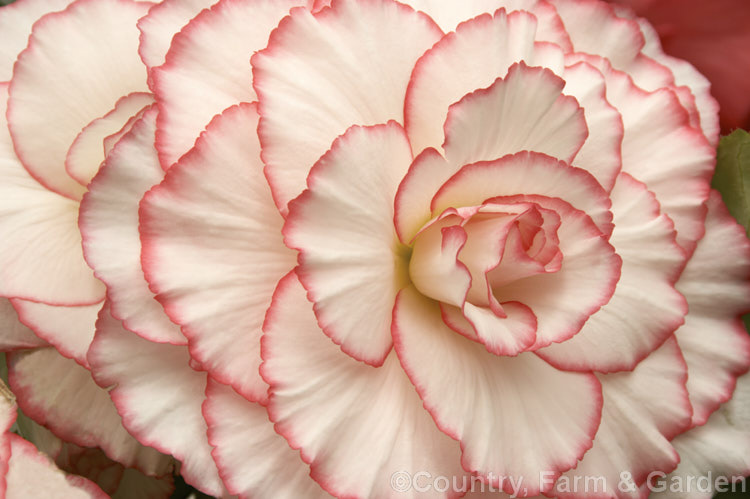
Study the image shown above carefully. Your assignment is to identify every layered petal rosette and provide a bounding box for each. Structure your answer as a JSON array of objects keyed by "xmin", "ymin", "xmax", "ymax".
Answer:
[{"xmin": 1, "ymin": 0, "xmax": 749, "ymax": 498}]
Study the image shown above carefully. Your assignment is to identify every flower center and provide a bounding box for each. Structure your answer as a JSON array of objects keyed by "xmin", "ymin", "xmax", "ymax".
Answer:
[{"xmin": 409, "ymin": 201, "xmax": 563, "ymax": 311}]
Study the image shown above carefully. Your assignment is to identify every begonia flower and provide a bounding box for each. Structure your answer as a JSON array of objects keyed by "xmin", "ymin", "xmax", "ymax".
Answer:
[{"xmin": 0, "ymin": 0, "xmax": 749, "ymax": 498}]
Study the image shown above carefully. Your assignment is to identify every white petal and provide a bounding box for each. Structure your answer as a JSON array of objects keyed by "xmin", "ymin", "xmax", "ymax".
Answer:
[
  {"xmin": 393, "ymin": 286, "xmax": 602, "ymax": 496},
  {"xmin": 10, "ymin": 299, "xmax": 101, "ymax": 368},
  {"xmin": 562, "ymin": 61, "xmax": 623, "ymax": 192},
  {"xmin": 0, "ymin": 0, "xmax": 74, "ymax": 81},
  {"xmin": 405, "ymin": 9, "xmax": 558, "ymax": 156},
  {"xmin": 432, "ymin": 151, "xmax": 613, "ymax": 239},
  {"xmin": 66, "ymin": 92, "xmax": 154, "ymax": 187},
  {"xmin": 442, "ymin": 63, "xmax": 588, "ymax": 169},
  {"xmin": 153, "ymin": 0, "xmax": 309, "ymax": 168},
  {"xmin": 552, "ymin": 338, "xmax": 692, "ymax": 499},
  {"xmin": 79, "ymin": 106, "xmax": 185, "ymax": 345},
  {"xmin": 0, "ymin": 298, "xmax": 47, "ymax": 351},
  {"xmin": 551, "ymin": 0, "xmax": 645, "ymax": 69},
  {"xmin": 538, "ymin": 173, "xmax": 688, "ymax": 372},
  {"xmin": 0, "ymin": 83, "xmax": 104, "ymax": 305},
  {"xmin": 649, "ymin": 372, "xmax": 750, "ymax": 499},
  {"xmin": 88, "ymin": 306, "xmax": 224, "ymax": 497},
  {"xmin": 140, "ymin": 103, "xmax": 293, "ymax": 404},
  {"xmin": 284, "ymin": 123, "xmax": 413, "ymax": 366},
  {"xmin": 675, "ymin": 192, "xmax": 750, "ymax": 425},
  {"xmin": 262, "ymin": 273, "xmax": 468, "ymax": 499},
  {"xmin": 591, "ymin": 56, "xmax": 715, "ymax": 254},
  {"xmin": 402, "ymin": 0, "xmax": 573, "ymax": 49},
  {"xmin": 7, "ymin": 434, "xmax": 107, "ymax": 499},
  {"xmin": 7, "ymin": 348, "xmax": 171, "ymax": 476},
  {"xmin": 205, "ymin": 379, "xmax": 333, "ymax": 499},
  {"xmin": 7, "ymin": 0, "xmax": 150, "ymax": 199},
  {"xmin": 136, "ymin": 0, "xmax": 218, "ymax": 72},
  {"xmin": 254, "ymin": 0, "xmax": 442, "ymax": 212}
]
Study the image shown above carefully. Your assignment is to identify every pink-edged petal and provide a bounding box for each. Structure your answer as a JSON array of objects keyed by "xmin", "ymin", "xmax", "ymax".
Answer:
[
  {"xmin": 583, "ymin": 55, "xmax": 715, "ymax": 255},
  {"xmin": 649, "ymin": 372, "xmax": 750, "ymax": 499},
  {"xmin": 537, "ymin": 173, "xmax": 687, "ymax": 372},
  {"xmin": 400, "ymin": 0, "xmax": 572, "ymax": 46},
  {"xmin": 409, "ymin": 219, "xmax": 472, "ymax": 307},
  {"xmin": 6, "ymin": 347, "xmax": 172, "ymax": 476},
  {"xmin": 7, "ymin": 0, "xmax": 150, "ymax": 200},
  {"xmin": 0, "ymin": 0, "xmax": 74, "ymax": 81},
  {"xmin": 140, "ymin": 103, "xmax": 293, "ymax": 404},
  {"xmin": 284, "ymin": 123, "xmax": 413, "ymax": 366},
  {"xmin": 442, "ymin": 62, "xmax": 588, "ymax": 169},
  {"xmin": 0, "ymin": 298, "xmax": 47, "ymax": 351},
  {"xmin": 397, "ymin": 60, "xmax": 620, "ymax": 242},
  {"xmin": 253, "ymin": 0, "xmax": 442, "ymax": 212},
  {"xmin": 490, "ymin": 196, "xmax": 620, "ymax": 349},
  {"xmin": 674, "ymin": 192, "xmax": 750, "ymax": 426},
  {"xmin": 624, "ymin": 12, "xmax": 720, "ymax": 147},
  {"xmin": 80, "ymin": 106, "xmax": 185, "ymax": 345},
  {"xmin": 204, "ymin": 379, "xmax": 333, "ymax": 499},
  {"xmin": 395, "ymin": 148, "xmax": 458, "ymax": 244},
  {"xmin": 425, "ymin": 156, "xmax": 622, "ymax": 349},
  {"xmin": 0, "ymin": 381, "xmax": 15, "ymax": 498},
  {"xmin": 262, "ymin": 273, "xmax": 469, "ymax": 499},
  {"xmin": 552, "ymin": 338, "xmax": 692, "ymax": 499},
  {"xmin": 393, "ymin": 286, "xmax": 602, "ymax": 496},
  {"xmin": 562, "ymin": 62, "xmax": 623, "ymax": 192},
  {"xmin": 137, "ymin": 0, "xmax": 218, "ymax": 72},
  {"xmin": 409, "ymin": 206, "xmax": 541, "ymax": 356},
  {"xmin": 0, "ymin": 187, "xmax": 102, "ymax": 305},
  {"xmin": 0, "ymin": 83, "xmax": 104, "ymax": 306},
  {"xmin": 154, "ymin": 0, "xmax": 310, "ymax": 169},
  {"xmin": 66, "ymin": 92, "xmax": 155, "ymax": 187},
  {"xmin": 461, "ymin": 301, "xmax": 537, "ymax": 356},
  {"xmin": 432, "ymin": 151, "xmax": 613, "ymax": 239},
  {"xmin": 551, "ymin": 0, "xmax": 645, "ymax": 68},
  {"xmin": 10, "ymin": 299, "xmax": 101, "ymax": 369},
  {"xmin": 7, "ymin": 434, "xmax": 108, "ymax": 499},
  {"xmin": 103, "ymin": 110, "xmax": 143, "ymax": 158},
  {"xmin": 615, "ymin": 52, "xmax": 676, "ymax": 95},
  {"xmin": 405, "ymin": 8, "xmax": 562, "ymax": 156},
  {"xmin": 88, "ymin": 305, "xmax": 224, "ymax": 497}
]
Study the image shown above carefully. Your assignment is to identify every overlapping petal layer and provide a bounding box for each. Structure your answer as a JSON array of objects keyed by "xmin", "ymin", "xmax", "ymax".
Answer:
[
  {"xmin": 7, "ymin": 348, "xmax": 171, "ymax": 476},
  {"xmin": 0, "ymin": 83, "xmax": 104, "ymax": 305},
  {"xmin": 262, "ymin": 273, "xmax": 468, "ymax": 499},
  {"xmin": 254, "ymin": 0, "xmax": 442, "ymax": 211},
  {"xmin": 80, "ymin": 106, "xmax": 185, "ymax": 345},
  {"xmin": 137, "ymin": 0, "xmax": 218, "ymax": 72},
  {"xmin": 0, "ymin": 0, "xmax": 73, "ymax": 80},
  {"xmin": 10, "ymin": 300, "xmax": 101, "ymax": 368},
  {"xmin": 88, "ymin": 305, "xmax": 224, "ymax": 496},
  {"xmin": 551, "ymin": 338, "xmax": 692, "ymax": 499},
  {"xmin": 674, "ymin": 193, "xmax": 750, "ymax": 425},
  {"xmin": 0, "ymin": 0, "xmax": 747, "ymax": 497},
  {"xmin": 285, "ymin": 123, "xmax": 413, "ymax": 365},
  {"xmin": 204, "ymin": 379, "xmax": 333, "ymax": 499},
  {"xmin": 153, "ymin": 0, "xmax": 310, "ymax": 168},
  {"xmin": 393, "ymin": 286, "xmax": 603, "ymax": 496},
  {"xmin": 537, "ymin": 173, "xmax": 687, "ymax": 372},
  {"xmin": 141, "ymin": 103, "xmax": 294, "ymax": 403},
  {"xmin": 7, "ymin": 0, "xmax": 150, "ymax": 200}
]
